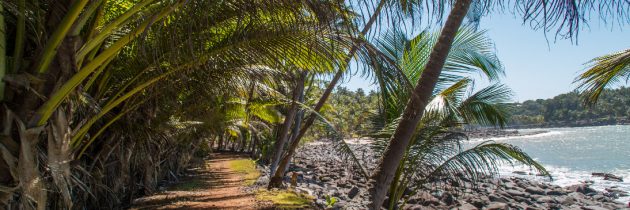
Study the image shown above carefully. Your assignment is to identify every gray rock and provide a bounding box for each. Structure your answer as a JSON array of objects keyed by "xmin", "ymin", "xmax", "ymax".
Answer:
[
  {"xmin": 535, "ymin": 196, "xmax": 554, "ymax": 203},
  {"xmin": 485, "ymin": 202, "xmax": 508, "ymax": 210},
  {"xmin": 560, "ymin": 196, "xmax": 576, "ymax": 206},
  {"xmin": 526, "ymin": 186, "xmax": 546, "ymax": 195},
  {"xmin": 347, "ymin": 186, "xmax": 360, "ymax": 199},
  {"xmin": 546, "ymin": 189, "xmax": 566, "ymax": 196},
  {"xmin": 452, "ymin": 203, "xmax": 478, "ymax": 210},
  {"xmin": 441, "ymin": 192, "xmax": 456, "ymax": 206},
  {"xmin": 489, "ymin": 195, "xmax": 509, "ymax": 203},
  {"xmin": 581, "ymin": 206, "xmax": 609, "ymax": 210},
  {"xmin": 506, "ymin": 189, "xmax": 526, "ymax": 197}
]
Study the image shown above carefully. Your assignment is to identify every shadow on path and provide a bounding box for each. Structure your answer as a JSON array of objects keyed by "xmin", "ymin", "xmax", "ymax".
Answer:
[{"xmin": 129, "ymin": 153, "xmax": 272, "ymax": 210}]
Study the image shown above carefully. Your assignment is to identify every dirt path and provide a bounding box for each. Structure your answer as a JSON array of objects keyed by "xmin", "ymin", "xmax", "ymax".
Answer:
[{"xmin": 130, "ymin": 153, "xmax": 270, "ymax": 210}]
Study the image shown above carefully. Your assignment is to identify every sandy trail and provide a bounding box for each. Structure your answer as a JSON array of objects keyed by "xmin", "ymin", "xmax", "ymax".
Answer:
[{"xmin": 130, "ymin": 153, "xmax": 270, "ymax": 210}]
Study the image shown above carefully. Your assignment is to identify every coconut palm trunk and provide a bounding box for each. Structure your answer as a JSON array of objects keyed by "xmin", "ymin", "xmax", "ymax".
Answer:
[
  {"xmin": 270, "ymin": 71, "xmax": 306, "ymax": 175},
  {"xmin": 0, "ymin": 3, "xmax": 5, "ymax": 101},
  {"xmin": 368, "ymin": 0, "xmax": 472, "ymax": 208},
  {"xmin": 267, "ymin": 0, "xmax": 387, "ymax": 188}
]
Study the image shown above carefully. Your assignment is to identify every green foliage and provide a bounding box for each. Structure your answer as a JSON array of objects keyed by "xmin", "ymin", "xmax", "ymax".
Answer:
[
  {"xmin": 228, "ymin": 159, "xmax": 261, "ymax": 185},
  {"xmin": 325, "ymin": 194, "xmax": 338, "ymax": 207},
  {"xmin": 509, "ymin": 87, "xmax": 630, "ymax": 127},
  {"xmin": 308, "ymin": 87, "xmax": 380, "ymax": 140},
  {"xmin": 575, "ymin": 48, "xmax": 630, "ymax": 104},
  {"xmin": 256, "ymin": 190, "xmax": 314, "ymax": 209},
  {"xmin": 363, "ymin": 28, "xmax": 546, "ymax": 210}
]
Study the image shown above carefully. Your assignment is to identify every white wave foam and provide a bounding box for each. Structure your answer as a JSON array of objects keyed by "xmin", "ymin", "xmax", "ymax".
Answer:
[
  {"xmin": 497, "ymin": 164, "xmax": 630, "ymax": 203},
  {"xmin": 467, "ymin": 131, "xmax": 563, "ymax": 143}
]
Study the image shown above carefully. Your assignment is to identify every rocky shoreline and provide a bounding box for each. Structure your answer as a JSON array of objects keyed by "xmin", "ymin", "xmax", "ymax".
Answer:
[
  {"xmin": 464, "ymin": 129, "xmax": 549, "ymax": 140},
  {"xmin": 256, "ymin": 141, "xmax": 630, "ymax": 209}
]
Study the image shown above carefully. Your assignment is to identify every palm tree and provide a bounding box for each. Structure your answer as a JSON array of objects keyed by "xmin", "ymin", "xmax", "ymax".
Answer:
[
  {"xmin": 367, "ymin": 1, "xmax": 629, "ymax": 208},
  {"xmin": 0, "ymin": 0, "xmax": 354, "ymax": 208},
  {"xmin": 365, "ymin": 28, "xmax": 549, "ymax": 209},
  {"xmin": 575, "ymin": 48, "xmax": 630, "ymax": 104},
  {"xmin": 369, "ymin": 1, "xmax": 474, "ymax": 207},
  {"xmin": 371, "ymin": 81, "xmax": 550, "ymax": 209}
]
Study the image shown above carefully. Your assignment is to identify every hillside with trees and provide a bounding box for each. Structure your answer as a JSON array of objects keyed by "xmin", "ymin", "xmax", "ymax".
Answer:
[{"xmin": 509, "ymin": 87, "xmax": 630, "ymax": 127}]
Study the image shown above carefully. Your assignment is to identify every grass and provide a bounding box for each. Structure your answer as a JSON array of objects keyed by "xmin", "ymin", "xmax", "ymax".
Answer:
[
  {"xmin": 256, "ymin": 189, "xmax": 314, "ymax": 209},
  {"xmin": 227, "ymin": 159, "xmax": 260, "ymax": 185}
]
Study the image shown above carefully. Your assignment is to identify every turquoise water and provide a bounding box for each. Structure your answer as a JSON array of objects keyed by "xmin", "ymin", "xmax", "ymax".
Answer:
[{"xmin": 470, "ymin": 125, "xmax": 630, "ymax": 202}]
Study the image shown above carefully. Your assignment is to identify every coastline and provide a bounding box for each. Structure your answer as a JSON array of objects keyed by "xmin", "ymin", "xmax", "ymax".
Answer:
[
  {"xmin": 464, "ymin": 129, "xmax": 550, "ymax": 140},
  {"xmin": 256, "ymin": 140, "xmax": 630, "ymax": 209}
]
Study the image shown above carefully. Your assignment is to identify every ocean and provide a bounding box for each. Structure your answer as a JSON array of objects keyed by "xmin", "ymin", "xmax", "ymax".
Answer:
[{"xmin": 469, "ymin": 125, "xmax": 630, "ymax": 203}]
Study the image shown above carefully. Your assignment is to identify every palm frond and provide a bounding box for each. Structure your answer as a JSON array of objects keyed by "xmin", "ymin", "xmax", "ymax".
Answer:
[
  {"xmin": 575, "ymin": 48, "xmax": 630, "ymax": 105},
  {"xmin": 418, "ymin": 141, "xmax": 550, "ymax": 188}
]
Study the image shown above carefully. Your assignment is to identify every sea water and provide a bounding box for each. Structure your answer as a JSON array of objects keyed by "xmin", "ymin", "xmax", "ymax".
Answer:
[{"xmin": 468, "ymin": 125, "xmax": 630, "ymax": 203}]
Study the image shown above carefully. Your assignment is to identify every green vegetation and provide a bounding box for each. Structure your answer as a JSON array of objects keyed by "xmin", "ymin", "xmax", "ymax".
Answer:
[
  {"xmin": 575, "ymin": 48, "xmax": 630, "ymax": 104},
  {"xmin": 256, "ymin": 190, "xmax": 314, "ymax": 209},
  {"xmin": 0, "ymin": 0, "xmax": 625, "ymax": 209},
  {"xmin": 509, "ymin": 87, "xmax": 630, "ymax": 127},
  {"xmin": 227, "ymin": 159, "xmax": 261, "ymax": 186},
  {"xmin": 325, "ymin": 195, "xmax": 338, "ymax": 207},
  {"xmin": 305, "ymin": 87, "xmax": 379, "ymax": 140},
  {"xmin": 364, "ymin": 29, "xmax": 549, "ymax": 210}
]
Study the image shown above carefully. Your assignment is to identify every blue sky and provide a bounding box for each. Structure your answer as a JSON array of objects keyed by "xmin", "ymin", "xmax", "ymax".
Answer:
[{"xmin": 341, "ymin": 13, "xmax": 629, "ymax": 102}]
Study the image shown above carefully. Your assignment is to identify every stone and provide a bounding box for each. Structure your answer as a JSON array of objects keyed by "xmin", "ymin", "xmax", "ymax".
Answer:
[
  {"xmin": 546, "ymin": 189, "xmax": 567, "ymax": 196},
  {"xmin": 535, "ymin": 196, "xmax": 554, "ymax": 203},
  {"xmin": 331, "ymin": 200, "xmax": 345, "ymax": 210},
  {"xmin": 441, "ymin": 192, "xmax": 456, "ymax": 206},
  {"xmin": 569, "ymin": 184, "xmax": 598, "ymax": 195},
  {"xmin": 560, "ymin": 196, "xmax": 576, "ymax": 206},
  {"xmin": 506, "ymin": 189, "xmax": 526, "ymax": 197},
  {"xmin": 502, "ymin": 181, "xmax": 518, "ymax": 189},
  {"xmin": 489, "ymin": 195, "xmax": 509, "ymax": 203},
  {"xmin": 469, "ymin": 198, "xmax": 486, "ymax": 209},
  {"xmin": 526, "ymin": 186, "xmax": 546, "ymax": 195},
  {"xmin": 592, "ymin": 172, "xmax": 624, "ymax": 182},
  {"xmin": 453, "ymin": 203, "xmax": 478, "ymax": 210},
  {"xmin": 581, "ymin": 206, "xmax": 609, "ymax": 210},
  {"xmin": 485, "ymin": 202, "xmax": 508, "ymax": 210},
  {"xmin": 347, "ymin": 187, "xmax": 360, "ymax": 199},
  {"xmin": 320, "ymin": 176, "xmax": 332, "ymax": 182}
]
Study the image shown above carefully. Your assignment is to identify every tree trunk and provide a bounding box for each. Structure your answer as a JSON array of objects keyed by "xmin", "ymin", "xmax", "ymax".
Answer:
[
  {"xmin": 269, "ymin": 71, "xmax": 306, "ymax": 175},
  {"xmin": 47, "ymin": 110, "xmax": 73, "ymax": 209},
  {"xmin": 0, "ymin": 3, "xmax": 6, "ymax": 101},
  {"xmin": 283, "ymin": 72, "xmax": 307, "ymax": 173},
  {"xmin": 267, "ymin": 0, "xmax": 387, "ymax": 189},
  {"xmin": 217, "ymin": 134, "xmax": 224, "ymax": 151},
  {"xmin": 367, "ymin": 0, "xmax": 472, "ymax": 209}
]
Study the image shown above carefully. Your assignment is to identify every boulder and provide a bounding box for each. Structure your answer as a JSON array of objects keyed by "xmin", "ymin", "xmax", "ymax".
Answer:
[
  {"xmin": 592, "ymin": 172, "xmax": 624, "ymax": 182},
  {"xmin": 581, "ymin": 205, "xmax": 609, "ymax": 210},
  {"xmin": 535, "ymin": 196, "xmax": 555, "ymax": 203},
  {"xmin": 525, "ymin": 186, "xmax": 546, "ymax": 195},
  {"xmin": 505, "ymin": 189, "xmax": 526, "ymax": 197},
  {"xmin": 347, "ymin": 187, "xmax": 360, "ymax": 199},
  {"xmin": 546, "ymin": 189, "xmax": 567, "ymax": 196},
  {"xmin": 560, "ymin": 196, "xmax": 576, "ymax": 206},
  {"xmin": 452, "ymin": 202, "xmax": 478, "ymax": 210},
  {"xmin": 488, "ymin": 195, "xmax": 509, "ymax": 203},
  {"xmin": 441, "ymin": 192, "xmax": 456, "ymax": 206},
  {"xmin": 485, "ymin": 202, "xmax": 508, "ymax": 210},
  {"xmin": 567, "ymin": 184, "xmax": 597, "ymax": 195}
]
